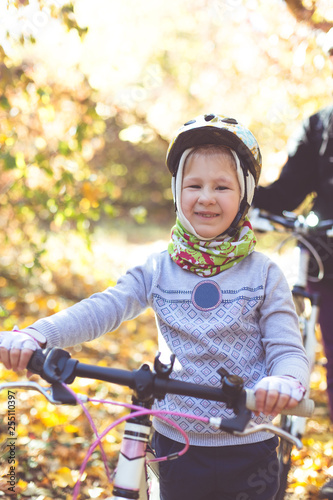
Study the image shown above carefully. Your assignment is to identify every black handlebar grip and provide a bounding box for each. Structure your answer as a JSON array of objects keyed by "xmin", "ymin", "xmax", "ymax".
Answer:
[{"xmin": 27, "ymin": 349, "xmax": 48, "ymax": 374}]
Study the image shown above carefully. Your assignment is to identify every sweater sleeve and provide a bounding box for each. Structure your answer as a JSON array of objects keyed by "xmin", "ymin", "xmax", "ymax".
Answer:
[
  {"xmin": 258, "ymin": 260, "xmax": 309, "ymax": 389},
  {"xmin": 25, "ymin": 255, "xmax": 156, "ymax": 348},
  {"xmin": 254, "ymin": 116, "xmax": 318, "ymax": 214}
]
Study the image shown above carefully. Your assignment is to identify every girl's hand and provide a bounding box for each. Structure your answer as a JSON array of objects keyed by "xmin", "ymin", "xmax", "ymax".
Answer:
[
  {"xmin": 254, "ymin": 376, "xmax": 306, "ymax": 417},
  {"xmin": 0, "ymin": 329, "xmax": 44, "ymax": 372}
]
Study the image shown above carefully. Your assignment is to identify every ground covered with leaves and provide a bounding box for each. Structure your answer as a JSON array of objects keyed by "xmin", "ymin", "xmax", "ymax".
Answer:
[
  {"xmin": 0, "ymin": 318, "xmax": 332, "ymax": 500},
  {"xmin": 0, "ymin": 310, "xmax": 159, "ymax": 499}
]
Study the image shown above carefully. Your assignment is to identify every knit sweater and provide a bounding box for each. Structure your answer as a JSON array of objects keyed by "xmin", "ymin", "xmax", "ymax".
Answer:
[{"xmin": 27, "ymin": 250, "xmax": 309, "ymax": 446}]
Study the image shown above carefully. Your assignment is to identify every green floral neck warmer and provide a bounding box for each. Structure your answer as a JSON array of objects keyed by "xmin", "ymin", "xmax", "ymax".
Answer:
[{"xmin": 168, "ymin": 218, "xmax": 256, "ymax": 277}]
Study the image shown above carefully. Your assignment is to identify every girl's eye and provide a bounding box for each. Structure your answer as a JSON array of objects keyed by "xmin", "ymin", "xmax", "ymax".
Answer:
[{"xmin": 216, "ymin": 186, "xmax": 227, "ymax": 191}]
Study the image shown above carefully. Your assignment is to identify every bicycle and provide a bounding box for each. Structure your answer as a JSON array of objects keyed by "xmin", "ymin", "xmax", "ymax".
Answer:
[
  {"xmin": 250, "ymin": 208, "xmax": 333, "ymax": 500},
  {"xmin": 0, "ymin": 347, "xmax": 314, "ymax": 500}
]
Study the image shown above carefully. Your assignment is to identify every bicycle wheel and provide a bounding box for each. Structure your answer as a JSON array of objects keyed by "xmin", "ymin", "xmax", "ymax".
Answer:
[
  {"xmin": 274, "ymin": 416, "xmax": 293, "ymax": 500},
  {"xmin": 292, "ymin": 287, "xmax": 319, "ymax": 373}
]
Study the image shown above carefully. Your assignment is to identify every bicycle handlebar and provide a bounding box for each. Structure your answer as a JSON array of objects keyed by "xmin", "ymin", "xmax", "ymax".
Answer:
[
  {"xmin": 75, "ymin": 361, "xmax": 314, "ymax": 417},
  {"xmin": 24, "ymin": 348, "xmax": 314, "ymax": 418},
  {"xmin": 252, "ymin": 209, "xmax": 333, "ymax": 235},
  {"xmin": 245, "ymin": 390, "xmax": 313, "ymax": 417},
  {"xmin": 251, "ymin": 209, "xmax": 333, "ymax": 282}
]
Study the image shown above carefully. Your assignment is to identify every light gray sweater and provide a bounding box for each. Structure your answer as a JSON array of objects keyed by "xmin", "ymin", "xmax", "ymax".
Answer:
[{"xmin": 27, "ymin": 250, "xmax": 309, "ymax": 446}]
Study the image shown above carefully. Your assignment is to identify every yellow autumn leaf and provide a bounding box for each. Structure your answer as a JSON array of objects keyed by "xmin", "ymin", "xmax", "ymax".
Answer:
[
  {"xmin": 64, "ymin": 424, "xmax": 80, "ymax": 434},
  {"xmin": 17, "ymin": 479, "xmax": 28, "ymax": 489},
  {"xmin": 49, "ymin": 467, "xmax": 84, "ymax": 488},
  {"xmin": 4, "ymin": 299, "xmax": 16, "ymax": 311},
  {"xmin": 39, "ymin": 411, "xmax": 69, "ymax": 427}
]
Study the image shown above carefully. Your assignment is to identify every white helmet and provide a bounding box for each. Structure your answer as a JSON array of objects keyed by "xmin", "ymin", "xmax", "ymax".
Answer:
[{"xmin": 166, "ymin": 113, "xmax": 262, "ymax": 237}]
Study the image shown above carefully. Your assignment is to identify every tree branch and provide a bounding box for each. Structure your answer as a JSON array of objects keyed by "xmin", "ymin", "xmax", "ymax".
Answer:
[{"xmin": 284, "ymin": 0, "xmax": 333, "ymax": 31}]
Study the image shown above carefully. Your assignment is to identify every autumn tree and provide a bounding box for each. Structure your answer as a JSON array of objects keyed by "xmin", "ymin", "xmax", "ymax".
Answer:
[{"xmin": 1, "ymin": 0, "xmax": 333, "ymax": 324}]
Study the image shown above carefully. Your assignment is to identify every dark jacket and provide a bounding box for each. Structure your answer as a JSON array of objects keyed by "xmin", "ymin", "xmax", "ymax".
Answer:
[{"xmin": 254, "ymin": 105, "xmax": 333, "ymax": 279}]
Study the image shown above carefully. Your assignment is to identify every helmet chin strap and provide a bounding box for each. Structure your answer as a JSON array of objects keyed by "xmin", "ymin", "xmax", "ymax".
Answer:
[
  {"xmin": 225, "ymin": 199, "xmax": 250, "ymax": 237},
  {"xmin": 172, "ymin": 148, "xmax": 255, "ymax": 241},
  {"xmin": 171, "ymin": 148, "xmax": 200, "ymax": 237}
]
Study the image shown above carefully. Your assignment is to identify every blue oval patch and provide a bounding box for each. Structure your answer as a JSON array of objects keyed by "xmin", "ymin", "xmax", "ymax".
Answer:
[{"xmin": 192, "ymin": 281, "xmax": 222, "ymax": 311}]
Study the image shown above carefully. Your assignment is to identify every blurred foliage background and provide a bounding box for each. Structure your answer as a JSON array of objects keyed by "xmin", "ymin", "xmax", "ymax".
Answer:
[
  {"xmin": 1, "ymin": 0, "xmax": 333, "ymax": 323},
  {"xmin": 1, "ymin": 1, "xmax": 333, "ymax": 498}
]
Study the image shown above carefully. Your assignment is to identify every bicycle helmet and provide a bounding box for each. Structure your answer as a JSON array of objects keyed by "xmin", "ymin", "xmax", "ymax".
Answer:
[{"xmin": 166, "ymin": 113, "xmax": 262, "ymax": 237}]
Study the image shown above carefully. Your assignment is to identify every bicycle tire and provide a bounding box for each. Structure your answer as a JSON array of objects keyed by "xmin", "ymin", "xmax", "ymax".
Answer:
[
  {"xmin": 274, "ymin": 416, "xmax": 294, "ymax": 500},
  {"xmin": 274, "ymin": 294, "xmax": 314, "ymax": 500}
]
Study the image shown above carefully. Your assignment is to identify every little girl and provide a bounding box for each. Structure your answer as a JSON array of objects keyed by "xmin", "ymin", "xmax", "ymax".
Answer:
[{"xmin": 0, "ymin": 113, "xmax": 309, "ymax": 499}]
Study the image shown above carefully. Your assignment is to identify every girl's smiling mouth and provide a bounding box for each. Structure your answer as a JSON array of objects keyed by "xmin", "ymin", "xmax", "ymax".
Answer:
[{"xmin": 195, "ymin": 212, "xmax": 220, "ymax": 218}]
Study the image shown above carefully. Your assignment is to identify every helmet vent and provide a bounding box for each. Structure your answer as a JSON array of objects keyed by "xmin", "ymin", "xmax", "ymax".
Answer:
[
  {"xmin": 221, "ymin": 117, "xmax": 238, "ymax": 124},
  {"xmin": 183, "ymin": 119, "xmax": 196, "ymax": 126},
  {"xmin": 204, "ymin": 114, "xmax": 215, "ymax": 121}
]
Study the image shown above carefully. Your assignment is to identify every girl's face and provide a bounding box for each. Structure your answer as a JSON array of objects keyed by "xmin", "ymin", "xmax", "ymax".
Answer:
[{"xmin": 181, "ymin": 152, "xmax": 241, "ymax": 239}]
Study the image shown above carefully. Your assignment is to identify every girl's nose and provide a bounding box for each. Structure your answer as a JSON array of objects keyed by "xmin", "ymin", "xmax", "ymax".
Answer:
[{"xmin": 199, "ymin": 188, "xmax": 216, "ymax": 205}]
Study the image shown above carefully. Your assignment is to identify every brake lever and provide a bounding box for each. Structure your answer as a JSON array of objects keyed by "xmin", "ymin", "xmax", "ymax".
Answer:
[
  {"xmin": 232, "ymin": 421, "xmax": 303, "ymax": 450},
  {"xmin": 0, "ymin": 381, "xmax": 88, "ymax": 405},
  {"xmin": 0, "ymin": 381, "xmax": 62, "ymax": 404}
]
